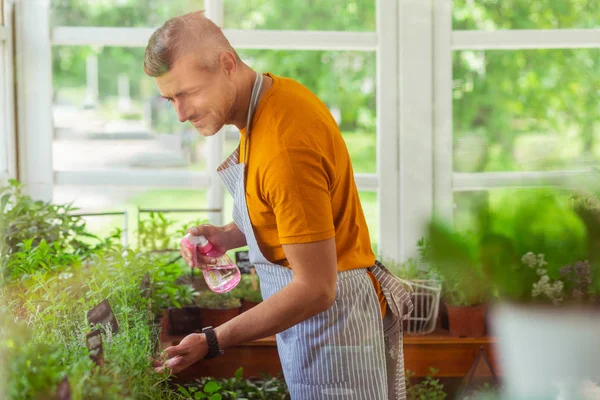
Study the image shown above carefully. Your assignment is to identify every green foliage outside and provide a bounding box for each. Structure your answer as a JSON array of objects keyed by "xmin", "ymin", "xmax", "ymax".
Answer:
[
  {"xmin": 50, "ymin": 0, "xmax": 600, "ymax": 173},
  {"xmin": 453, "ymin": 0, "xmax": 600, "ymax": 172}
]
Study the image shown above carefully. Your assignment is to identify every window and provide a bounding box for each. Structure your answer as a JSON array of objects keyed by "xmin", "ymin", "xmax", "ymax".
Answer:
[
  {"xmin": 453, "ymin": 0, "xmax": 600, "ymax": 30},
  {"xmin": 0, "ymin": 0, "xmax": 15, "ymax": 183},
  {"xmin": 50, "ymin": 0, "xmax": 206, "ymax": 28},
  {"xmin": 46, "ymin": 0, "xmax": 395, "ymax": 257},
  {"xmin": 52, "ymin": 45, "xmax": 208, "ymax": 172},
  {"xmin": 443, "ymin": 0, "xmax": 600, "ymax": 231},
  {"xmin": 222, "ymin": 0, "xmax": 375, "ymax": 31}
]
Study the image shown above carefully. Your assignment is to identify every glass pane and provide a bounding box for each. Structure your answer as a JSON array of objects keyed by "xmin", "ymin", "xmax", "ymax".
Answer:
[
  {"xmin": 453, "ymin": 49, "xmax": 600, "ymax": 172},
  {"xmin": 231, "ymin": 50, "xmax": 376, "ymax": 174},
  {"xmin": 54, "ymin": 186, "xmax": 211, "ymax": 247},
  {"xmin": 453, "ymin": 188, "xmax": 587, "ymax": 270},
  {"xmin": 50, "ymin": 0, "xmax": 204, "ymax": 27},
  {"xmin": 453, "ymin": 0, "xmax": 600, "ymax": 30},
  {"xmin": 52, "ymin": 46, "xmax": 207, "ymax": 171},
  {"xmin": 223, "ymin": 0, "xmax": 375, "ymax": 31},
  {"xmin": 359, "ymin": 191, "xmax": 378, "ymax": 255}
]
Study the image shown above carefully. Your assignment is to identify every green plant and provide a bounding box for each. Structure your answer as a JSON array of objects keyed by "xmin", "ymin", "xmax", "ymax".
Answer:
[
  {"xmin": 196, "ymin": 291, "xmax": 241, "ymax": 310},
  {"xmin": 405, "ymin": 368, "xmax": 447, "ymax": 400},
  {"xmin": 426, "ymin": 222, "xmax": 489, "ymax": 306},
  {"xmin": 175, "ymin": 218, "xmax": 210, "ymax": 238},
  {"xmin": 231, "ymin": 274, "xmax": 263, "ymax": 304},
  {"xmin": 138, "ymin": 211, "xmax": 177, "ymax": 251},
  {"xmin": 427, "ymin": 189, "xmax": 600, "ymax": 306},
  {"xmin": 176, "ymin": 367, "xmax": 290, "ymax": 400},
  {"xmin": 176, "ymin": 380, "xmax": 231, "ymax": 400},
  {"xmin": 0, "ymin": 245, "xmax": 182, "ymax": 399},
  {"xmin": 151, "ymin": 258, "xmax": 200, "ymax": 314},
  {"xmin": 0, "ymin": 180, "xmax": 107, "ymax": 273}
]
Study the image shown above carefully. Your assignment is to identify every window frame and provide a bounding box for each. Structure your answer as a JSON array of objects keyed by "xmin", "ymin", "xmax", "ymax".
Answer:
[
  {"xmin": 15, "ymin": 0, "xmax": 413, "ymax": 261},
  {"xmin": 0, "ymin": 0, "xmax": 16, "ymax": 184},
  {"xmin": 433, "ymin": 1, "xmax": 600, "ymax": 230}
]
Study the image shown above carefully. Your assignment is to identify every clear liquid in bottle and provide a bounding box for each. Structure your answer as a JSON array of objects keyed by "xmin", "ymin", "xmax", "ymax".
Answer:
[{"xmin": 180, "ymin": 233, "xmax": 241, "ymax": 293}]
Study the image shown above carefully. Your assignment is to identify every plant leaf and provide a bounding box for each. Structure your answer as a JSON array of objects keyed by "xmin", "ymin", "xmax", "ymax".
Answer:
[
  {"xmin": 235, "ymin": 367, "xmax": 244, "ymax": 380},
  {"xmin": 204, "ymin": 381, "xmax": 221, "ymax": 394}
]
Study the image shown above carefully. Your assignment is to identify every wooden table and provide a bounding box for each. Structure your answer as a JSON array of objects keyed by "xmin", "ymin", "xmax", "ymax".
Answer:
[{"xmin": 160, "ymin": 327, "xmax": 499, "ymax": 381}]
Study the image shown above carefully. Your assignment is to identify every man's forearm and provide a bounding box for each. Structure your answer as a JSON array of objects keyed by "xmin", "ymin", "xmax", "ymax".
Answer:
[
  {"xmin": 214, "ymin": 279, "xmax": 333, "ymax": 349},
  {"xmin": 222, "ymin": 222, "xmax": 247, "ymax": 249}
]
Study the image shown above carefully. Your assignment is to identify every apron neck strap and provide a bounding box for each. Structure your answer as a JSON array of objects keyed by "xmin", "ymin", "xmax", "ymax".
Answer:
[{"xmin": 243, "ymin": 72, "xmax": 264, "ymax": 161}]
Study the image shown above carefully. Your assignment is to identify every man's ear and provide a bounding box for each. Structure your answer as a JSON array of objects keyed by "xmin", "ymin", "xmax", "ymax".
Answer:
[{"xmin": 220, "ymin": 52, "xmax": 237, "ymax": 78}]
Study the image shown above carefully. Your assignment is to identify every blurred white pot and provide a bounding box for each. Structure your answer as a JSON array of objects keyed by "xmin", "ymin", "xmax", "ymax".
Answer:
[{"xmin": 490, "ymin": 303, "xmax": 600, "ymax": 399}]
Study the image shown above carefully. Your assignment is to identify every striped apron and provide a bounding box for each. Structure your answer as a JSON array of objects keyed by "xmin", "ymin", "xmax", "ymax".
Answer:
[{"xmin": 217, "ymin": 72, "xmax": 413, "ymax": 399}]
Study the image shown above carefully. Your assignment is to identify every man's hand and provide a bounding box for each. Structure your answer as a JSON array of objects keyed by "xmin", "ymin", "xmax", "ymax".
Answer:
[
  {"xmin": 181, "ymin": 222, "xmax": 246, "ymax": 268},
  {"xmin": 154, "ymin": 333, "xmax": 207, "ymax": 374}
]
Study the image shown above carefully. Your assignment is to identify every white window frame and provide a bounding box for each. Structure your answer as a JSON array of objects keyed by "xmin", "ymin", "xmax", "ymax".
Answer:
[
  {"xmin": 14, "ymin": 0, "xmax": 53, "ymax": 199},
  {"xmin": 0, "ymin": 0, "xmax": 16, "ymax": 184},
  {"xmin": 17, "ymin": 0, "xmax": 445, "ymax": 263},
  {"xmin": 432, "ymin": 1, "xmax": 600, "ymax": 228}
]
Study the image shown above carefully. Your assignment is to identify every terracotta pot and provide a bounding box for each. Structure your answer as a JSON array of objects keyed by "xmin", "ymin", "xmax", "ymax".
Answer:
[
  {"xmin": 240, "ymin": 300, "xmax": 260, "ymax": 314},
  {"xmin": 200, "ymin": 307, "xmax": 241, "ymax": 328},
  {"xmin": 447, "ymin": 304, "xmax": 487, "ymax": 337}
]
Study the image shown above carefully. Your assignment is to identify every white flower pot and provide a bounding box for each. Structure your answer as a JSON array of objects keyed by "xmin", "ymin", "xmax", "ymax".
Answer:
[{"xmin": 490, "ymin": 303, "xmax": 600, "ymax": 399}]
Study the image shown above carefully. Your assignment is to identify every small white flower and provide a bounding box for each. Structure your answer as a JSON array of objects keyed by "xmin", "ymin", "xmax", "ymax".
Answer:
[
  {"xmin": 522, "ymin": 252, "xmax": 538, "ymax": 268},
  {"xmin": 537, "ymin": 268, "xmax": 546, "ymax": 276},
  {"xmin": 537, "ymin": 254, "xmax": 548, "ymax": 268}
]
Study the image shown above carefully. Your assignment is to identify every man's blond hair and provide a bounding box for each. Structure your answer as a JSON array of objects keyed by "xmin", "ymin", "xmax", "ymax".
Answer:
[{"xmin": 144, "ymin": 11, "xmax": 239, "ymax": 77}]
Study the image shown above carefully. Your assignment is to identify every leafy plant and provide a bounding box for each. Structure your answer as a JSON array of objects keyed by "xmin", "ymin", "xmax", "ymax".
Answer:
[
  {"xmin": 426, "ymin": 222, "xmax": 489, "ymax": 306},
  {"xmin": 231, "ymin": 274, "xmax": 263, "ymax": 304},
  {"xmin": 138, "ymin": 211, "xmax": 177, "ymax": 251},
  {"xmin": 426, "ymin": 189, "xmax": 600, "ymax": 306},
  {"xmin": 196, "ymin": 290, "xmax": 241, "ymax": 310},
  {"xmin": 0, "ymin": 180, "xmax": 106, "ymax": 276},
  {"xmin": 406, "ymin": 368, "xmax": 447, "ymax": 400},
  {"xmin": 176, "ymin": 380, "xmax": 231, "ymax": 400},
  {"xmin": 0, "ymin": 245, "xmax": 181, "ymax": 399},
  {"xmin": 151, "ymin": 258, "xmax": 199, "ymax": 314},
  {"xmin": 176, "ymin": 367, "xmax": 290, "ymax": 400}
]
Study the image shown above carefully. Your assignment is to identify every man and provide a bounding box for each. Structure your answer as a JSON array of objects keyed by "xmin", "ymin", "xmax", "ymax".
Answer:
[{"xmin": 147, "ymin": 11, "xmax": 412, "ymax": 399}]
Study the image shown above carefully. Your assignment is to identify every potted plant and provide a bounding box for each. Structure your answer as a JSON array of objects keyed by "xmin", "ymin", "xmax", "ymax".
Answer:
[
  {"xmin": 231, "ymin": 274, "xmax": 263, "ymax": 313},
  {"xmin": 426, "ymin": 225, "xmax": 489, "ymax": 337},
  {"xmin": 426, "ymin": 188, "xmax": 600, "ymax": 399},
  {"xmin": 195, "ymin": 290, "xmax": 241, "ymax": 328}
]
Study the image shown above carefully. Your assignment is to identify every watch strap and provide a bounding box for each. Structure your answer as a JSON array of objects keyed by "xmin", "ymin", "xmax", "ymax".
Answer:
[{"xmin": 202, "ymin": 326, "xmax": 223, "ymax": 359}]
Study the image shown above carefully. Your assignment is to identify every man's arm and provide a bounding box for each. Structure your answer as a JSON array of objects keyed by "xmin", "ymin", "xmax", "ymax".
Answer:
[
  {"xmin": 156, "ymin": 237, "xmax": 337, "ymax": 373},
  {"xmin": 216, "ymin": 237, "xmax": 338, "ymax": 347}
]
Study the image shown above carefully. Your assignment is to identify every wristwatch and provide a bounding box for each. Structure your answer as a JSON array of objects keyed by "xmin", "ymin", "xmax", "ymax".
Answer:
[{"xmin": 202, "ymin": 326, "xmax": 224, "ymax": 359}]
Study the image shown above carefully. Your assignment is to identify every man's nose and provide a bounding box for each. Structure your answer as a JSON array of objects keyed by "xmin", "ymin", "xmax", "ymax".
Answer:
[{"xmin": 174, "ymin": 100, "xmax": 191, "ymax": 123}]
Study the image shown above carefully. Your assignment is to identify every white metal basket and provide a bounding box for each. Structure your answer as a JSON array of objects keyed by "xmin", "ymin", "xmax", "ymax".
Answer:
[{"xmin": 404, "ymin": 279, "xmax": 442, "ymax": 335}]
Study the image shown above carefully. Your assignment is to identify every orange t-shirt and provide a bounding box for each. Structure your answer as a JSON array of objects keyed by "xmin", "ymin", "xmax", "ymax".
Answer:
[{"xmin": 239, "ymin": 73, "xmax": 386, "ymax": 316}]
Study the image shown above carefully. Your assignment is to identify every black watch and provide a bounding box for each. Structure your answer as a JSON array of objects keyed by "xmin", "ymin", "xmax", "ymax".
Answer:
[{"xmin": 202, "ymin": 326, "xmax": 224, "ymax": 359}]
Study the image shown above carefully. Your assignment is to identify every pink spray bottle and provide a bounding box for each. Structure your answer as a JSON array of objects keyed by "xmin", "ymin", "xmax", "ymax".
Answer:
[{"xmin": 180, "ymin": 233, "xmax": 241, "ymax": 293}]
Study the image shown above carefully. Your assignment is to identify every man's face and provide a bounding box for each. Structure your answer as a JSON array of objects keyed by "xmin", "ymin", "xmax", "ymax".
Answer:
[{"xmin": 155, "ymin": 54, "xmax": 235, "ymax": 137}]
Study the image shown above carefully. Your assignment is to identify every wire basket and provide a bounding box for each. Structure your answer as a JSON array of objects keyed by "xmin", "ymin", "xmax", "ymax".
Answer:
[{"xmin": 404, "ymin": 279, "xmax": 442, "ymax": 335}]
